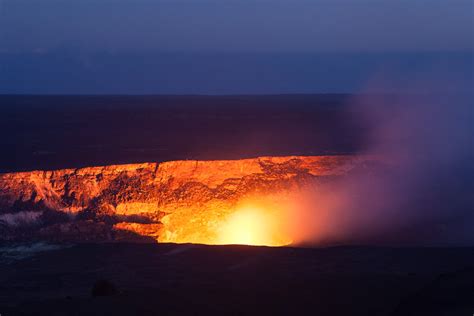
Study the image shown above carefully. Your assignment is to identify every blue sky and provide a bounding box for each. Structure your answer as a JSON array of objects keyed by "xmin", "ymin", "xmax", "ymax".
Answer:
[
  {"xmin": 1, "ymin": 0, "xmax": 472, "ymax": 53},
  {"xmin": 0, "ymin": 0, "xmax": 472, "ymax": 94}
]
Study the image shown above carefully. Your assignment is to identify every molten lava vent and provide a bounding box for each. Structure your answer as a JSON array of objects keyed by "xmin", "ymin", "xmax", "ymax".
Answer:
[{"xmin": 0, "ymin": 156, "xmax": 374, "ymax": 246}]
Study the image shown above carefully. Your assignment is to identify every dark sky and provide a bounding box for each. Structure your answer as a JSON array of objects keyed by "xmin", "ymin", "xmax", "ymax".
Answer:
[{"xmin": 0, "ymin": 0, "xmax": 473, "ymax": 94}]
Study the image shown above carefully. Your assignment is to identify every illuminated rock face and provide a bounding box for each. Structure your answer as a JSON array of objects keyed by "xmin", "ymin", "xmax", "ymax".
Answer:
[{"xmin": 0, "ymin": 156, "xmax": 374, "ymax": 244}]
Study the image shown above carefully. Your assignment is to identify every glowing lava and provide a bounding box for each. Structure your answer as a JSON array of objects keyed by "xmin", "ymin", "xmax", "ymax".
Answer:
[{"xmin": 216, "ymin": 206, "xmax": 292, "ymax": 246}]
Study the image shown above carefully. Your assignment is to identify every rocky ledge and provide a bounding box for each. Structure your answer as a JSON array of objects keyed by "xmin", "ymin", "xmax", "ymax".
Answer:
[{"xmin": 0, "ymin": 156, "xmax": 378, "ymax": 243}]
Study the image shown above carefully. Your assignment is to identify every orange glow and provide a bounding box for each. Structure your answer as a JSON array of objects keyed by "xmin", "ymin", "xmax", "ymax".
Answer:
[
  {"xmin": 216, "ymin": 205, "xmax": 292, "ymax": 246},
  {"xmin": 159, "ymin": 198, "xmax": 294, "ymax": 247}
]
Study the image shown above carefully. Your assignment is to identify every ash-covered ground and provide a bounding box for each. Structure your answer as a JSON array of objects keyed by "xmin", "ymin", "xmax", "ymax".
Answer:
[{"xmin": 0, "ymin": 243, "xmax": 473, "ymax": 316}]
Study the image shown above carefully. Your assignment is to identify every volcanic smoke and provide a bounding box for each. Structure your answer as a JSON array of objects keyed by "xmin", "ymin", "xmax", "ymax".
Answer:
[{"xmin": 285, "ymin": 93, "xmax": 473, "ymax": 246}]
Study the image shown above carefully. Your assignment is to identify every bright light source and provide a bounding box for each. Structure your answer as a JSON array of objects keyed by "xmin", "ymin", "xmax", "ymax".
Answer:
[{"xmin": 216, "ymin": 206, "xmax": 292, "ymax": 246}]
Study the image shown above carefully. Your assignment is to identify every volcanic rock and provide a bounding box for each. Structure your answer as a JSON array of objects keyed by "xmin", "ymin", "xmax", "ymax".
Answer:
[{"xmin": 0, "ymin": 155, "xmax": 377, "ymax": 243}]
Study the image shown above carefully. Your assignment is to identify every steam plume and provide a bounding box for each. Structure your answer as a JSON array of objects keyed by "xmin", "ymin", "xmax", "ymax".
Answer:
[{"xmin": 289, "ymin": 89, "xmax": 473, "ymax": 246}]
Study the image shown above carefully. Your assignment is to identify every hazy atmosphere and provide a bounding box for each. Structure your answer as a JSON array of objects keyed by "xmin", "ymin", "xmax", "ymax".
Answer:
[{"xmin": 1, "ymin": 0, "xmax": 472, "ymax": 94}]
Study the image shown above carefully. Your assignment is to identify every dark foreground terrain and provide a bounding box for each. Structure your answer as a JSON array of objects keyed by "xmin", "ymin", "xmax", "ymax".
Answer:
[{"xmin": 0, "ymin": 243, "xmax": 473, "ymax": 316}]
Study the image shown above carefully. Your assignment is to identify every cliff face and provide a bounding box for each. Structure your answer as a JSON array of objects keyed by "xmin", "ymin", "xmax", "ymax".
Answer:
[{"xmin": 0, "ymin": 156, "xmax": 375, "ymax": 244}]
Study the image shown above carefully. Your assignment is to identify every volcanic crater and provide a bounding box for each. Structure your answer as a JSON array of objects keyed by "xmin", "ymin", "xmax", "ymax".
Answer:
[{"xmin": 0, "ymin": 155, "xmax": 378, "ymax": 246}]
